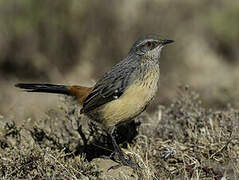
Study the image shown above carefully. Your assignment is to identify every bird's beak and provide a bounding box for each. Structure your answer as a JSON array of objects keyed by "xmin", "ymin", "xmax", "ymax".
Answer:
[{"xmin": 162, "ymin": 39, "xmax": 174, "ymax": 45}]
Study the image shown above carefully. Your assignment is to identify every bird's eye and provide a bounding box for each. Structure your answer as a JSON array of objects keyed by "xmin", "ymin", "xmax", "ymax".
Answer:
[
  {"xmin": 146, "ymin": 42, "xmax": 153, "ymax": 49},
  {"xmin": 135, "ymin": 41, "xmax": 158, "ymax": 55},
  {"xmin": 145, "ymin": 41, "xmax": 158, "ymax": 50}
]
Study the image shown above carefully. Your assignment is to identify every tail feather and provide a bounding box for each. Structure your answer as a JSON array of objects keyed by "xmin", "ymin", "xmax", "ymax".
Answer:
[
  {"xmin": 15, "ymin": 83, "xmax": 70, "ymax": 95},
  {"xmin": 15, "ymin": 83, "xmax": 93, "ymax": 104}
]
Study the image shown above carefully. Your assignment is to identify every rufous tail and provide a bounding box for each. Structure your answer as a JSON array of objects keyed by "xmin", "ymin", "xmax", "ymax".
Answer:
[{"xmin": 15, "ymin": 83, "xmax": 93, "ymax": 104}]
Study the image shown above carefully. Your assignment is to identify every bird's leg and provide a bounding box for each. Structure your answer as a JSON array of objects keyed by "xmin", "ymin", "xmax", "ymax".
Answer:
[
  {"xmin": 106, "ymin": 126, "xmax": 140, "ymax": 170},
  {"xmin": 108, "ymin": 126, "xmax": 125, "ymax": 160}
]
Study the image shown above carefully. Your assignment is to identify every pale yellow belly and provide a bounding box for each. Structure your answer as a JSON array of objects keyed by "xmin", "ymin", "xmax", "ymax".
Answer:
[{"xmin": 99, "ymin": 74, "xmax": 159, "ymax": 126}]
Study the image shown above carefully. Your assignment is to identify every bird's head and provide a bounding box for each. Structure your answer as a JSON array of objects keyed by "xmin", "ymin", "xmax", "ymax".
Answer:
[{"xmin": 130, "ymin": 34, "xmax": 174, "ymax": 60}]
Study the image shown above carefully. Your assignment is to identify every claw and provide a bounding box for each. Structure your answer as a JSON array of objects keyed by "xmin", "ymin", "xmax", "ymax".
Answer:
[
  {"xmin": 106, "ymin": 126, "xmax": 140, "ymax": 170},
  {"xmin": 107, "ymin": 164, "xmax": 122, "ymax": 171}
]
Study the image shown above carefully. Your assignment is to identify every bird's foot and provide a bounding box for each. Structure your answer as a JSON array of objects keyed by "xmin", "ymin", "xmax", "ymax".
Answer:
[{"xmin": 101, "ymin": 150, "xmax": 140, "ymax": 170}]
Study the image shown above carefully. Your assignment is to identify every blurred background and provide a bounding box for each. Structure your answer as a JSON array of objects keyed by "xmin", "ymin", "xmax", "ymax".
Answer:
[{"xmin": 1, "ymin": 0, "xmax": 239, "ymax": 118}]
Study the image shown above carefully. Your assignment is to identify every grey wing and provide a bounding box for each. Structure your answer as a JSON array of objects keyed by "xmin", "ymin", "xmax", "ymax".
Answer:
[{"xmin": 80, "ymin": 68, "xmax": 134, "ymax": 114}]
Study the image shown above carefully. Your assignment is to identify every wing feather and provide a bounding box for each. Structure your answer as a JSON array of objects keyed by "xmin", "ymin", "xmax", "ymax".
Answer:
[{"xmin": 80, "ymin": 61, "xmax": 137, "ymax": 114}]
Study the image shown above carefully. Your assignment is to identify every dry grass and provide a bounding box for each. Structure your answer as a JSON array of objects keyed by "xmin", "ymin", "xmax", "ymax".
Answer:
[
  {"xmin": 1, "ymin": 1, "xmax": 239, "ymax": 179},
  {"xmin": 130, "ymin": 86, "xmax": 239, "ymax": 179},
  {"xmin": 0, "ymin": 86, "xmax": 238, "ymax": 179}
]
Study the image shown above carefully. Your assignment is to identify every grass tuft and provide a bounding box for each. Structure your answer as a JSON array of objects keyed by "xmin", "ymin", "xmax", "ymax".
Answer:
[{"xmin": 0, "ymin": 86, "xmax": 238, "ymax": 179}]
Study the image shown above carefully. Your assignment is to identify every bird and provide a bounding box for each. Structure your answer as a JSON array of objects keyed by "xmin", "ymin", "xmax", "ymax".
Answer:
[{"xmin": 15, "ymin": 34, "xmax": 174, "ymax": 169}]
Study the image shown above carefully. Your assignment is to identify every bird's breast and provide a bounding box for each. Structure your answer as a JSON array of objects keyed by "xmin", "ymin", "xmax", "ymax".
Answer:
[{"xmin": 96, "ymin": 70, "xmax": 160, "ymax": 126}]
